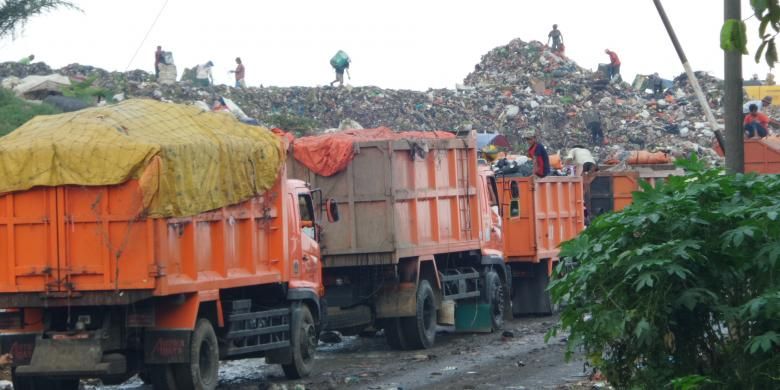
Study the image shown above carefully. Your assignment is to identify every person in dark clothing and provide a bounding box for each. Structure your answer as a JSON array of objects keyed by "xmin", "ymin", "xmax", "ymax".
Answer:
[
  {"xmin": 547, "ymin": 24, "xmax": 564, "ymax": 52},
  {"xmin": 154, "ymin": 46, "xmax": 163, "ymax": 79},
  {"xmin": 524, "ymin": 130, "xmax": 551, "ymax": 178},
  {"xmin": 583, "ymin": 109, "xmax": 604, "ymax": 145},
  {"xmin": 650, "ymin": 73, "xmax": 664, "ymax": 96}
]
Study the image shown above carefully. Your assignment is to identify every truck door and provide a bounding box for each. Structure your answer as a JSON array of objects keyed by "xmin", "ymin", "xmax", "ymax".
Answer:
[{"xmin": 296, "ymin": 193, "xmax": 321, "ymax": 289}]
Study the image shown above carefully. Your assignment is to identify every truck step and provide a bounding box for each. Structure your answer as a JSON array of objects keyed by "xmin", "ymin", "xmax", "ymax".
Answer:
[
  {"xmin": 440, "ymin": 268, "xmax": 481, "ymax": 301},
  {"xmin": 222, "ymin": 301, "xmax": 291, "ymax": 357}
]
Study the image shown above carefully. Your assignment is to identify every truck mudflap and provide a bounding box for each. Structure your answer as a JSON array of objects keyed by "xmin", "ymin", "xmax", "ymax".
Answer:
[
  {"xmin": 13, "ymin": 338, "xmax": 126, "ymax": 377},
  {"xmin": 144, "ymin": 329, "xmax": 192, "ymax": 364}
]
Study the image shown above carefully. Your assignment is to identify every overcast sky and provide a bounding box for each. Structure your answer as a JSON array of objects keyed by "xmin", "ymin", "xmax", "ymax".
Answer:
[{"xmin": 0, "ymin": 0, "xmax": 771, "ymax": 90}]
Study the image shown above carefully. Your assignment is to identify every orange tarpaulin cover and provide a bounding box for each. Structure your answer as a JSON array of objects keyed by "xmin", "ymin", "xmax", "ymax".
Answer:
[{"xmin": 292, "ymin": 127, "xmax": 455, "ymax": 176}]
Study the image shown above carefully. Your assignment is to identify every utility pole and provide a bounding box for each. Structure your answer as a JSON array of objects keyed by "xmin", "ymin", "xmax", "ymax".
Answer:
[
  {"xmin": 724, "ymin": 0, "xmax": 745, "ymax": 173},
  {"xmin": 652, "ymin": 0, "xmax": 721, "ymax": 135}
]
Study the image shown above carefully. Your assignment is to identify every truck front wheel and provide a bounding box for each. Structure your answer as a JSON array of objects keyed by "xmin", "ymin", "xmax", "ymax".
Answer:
[
  {"xmin": 402, "ymin": 279, "xmax": 437, "ymax": 349},
  {"xmin": 485, "ymin": 271, "xmax": 505, "ymax": 331},
  {"xmin": 282, "ymin": 304, "xmax": 317, "ymax": 379}
]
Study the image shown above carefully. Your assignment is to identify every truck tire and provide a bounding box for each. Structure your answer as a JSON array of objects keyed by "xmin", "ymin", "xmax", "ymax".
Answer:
[
  {"xmin": 485, "ymin": 271, "xmax": 505, "ymax": 331},
  {"xmin": 401, "ymin": 279, "xmax": 437, "ymax": 349},
  {"xmin": 384, "ymin": 317, "xmax": 409, "ymax": 350},
  {"xmin": 172, "ymin": 318, "xmax": 220, "ymax": 390},
  {"xmin": 12, "ymin": 371, "xmax": 79, "ymax": 390},
  {"xmin": 282, "ymin": 304, "xmax": 317, "ymax": 379}
]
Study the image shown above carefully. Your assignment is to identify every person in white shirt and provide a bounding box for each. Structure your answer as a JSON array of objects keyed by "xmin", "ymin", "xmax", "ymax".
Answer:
[
  {"xmin": 195, "ymin": 61, "xmax": 214, "ymax": 87},
  {"xmin": 743, "ymin": 96, "xmax": 772, "ymax": 114},
  {"xmin": 565, "ymin": 146, "xmax": 597, "ymax": 175}
]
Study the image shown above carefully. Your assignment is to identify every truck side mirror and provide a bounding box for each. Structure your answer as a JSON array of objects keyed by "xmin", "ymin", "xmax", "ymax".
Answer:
[{"xmin": 326, "ymin": 198, "xmax": 340, "ymax": 223}]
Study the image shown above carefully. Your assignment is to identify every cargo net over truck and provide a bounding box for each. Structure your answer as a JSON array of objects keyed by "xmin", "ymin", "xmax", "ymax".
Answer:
[
  {"xmin": 0, "ymin": 98, "xmax": 284, "ymax": 217},
  {"xmin": 0, "ymin": 99, "xmax": 331, "ymax": 389}
]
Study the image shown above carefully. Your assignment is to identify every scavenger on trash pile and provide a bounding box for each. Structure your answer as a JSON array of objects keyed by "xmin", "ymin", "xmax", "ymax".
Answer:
[
  {"xmin": 565, "ymin": 145, "xmax": 597, "ymax": 175},
  {"xmin": 649, "ymin": 72, "xmax": 664, "ymax": 96},
  {"xmin": 582, "ymin": 109, "xmax": 605, "ymax": 146},
  {"xmin": 154, "ymin": 46, "xmax": 163, "ymax": 79},
  {"xmin": 330, "ymin": 50, "xmax": 351, "ymax": 87},
  {"xmin": 524, "ymin": 130, "xmax": 551, "ymax": 178},
  {"xmin": 743, "ymin": 95, "xmax": 772, "ymax": 114},
  {"xmin": 195, "ymin": 60, "xmax": 214, "ymax": 87},
  {"xmin": 604, "ymin": 49, "xmax": 621, "ymax": 82},
  {"xmin": 744, "ymin": 104, "xmax": 770, "ymax": 139},
  {"xmin": 547, "ymin": 24, "xmax": 564, "ymax": 53},
  {"xmin": 230, "ymin": 57, "xmax": 246, "ymax": 88},
  {"xmin": 18, "ymin": 54, "xmax": 34, "ymax": 65}
]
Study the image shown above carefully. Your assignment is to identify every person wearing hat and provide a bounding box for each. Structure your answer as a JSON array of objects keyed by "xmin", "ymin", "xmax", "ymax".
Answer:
[
  {"xmin": 523, "ymin": 130, "xmax": 551, "ymax": 178},
  {"xmin": 742, "ymin": 96, "xmax": 773, "ymax": 114}
]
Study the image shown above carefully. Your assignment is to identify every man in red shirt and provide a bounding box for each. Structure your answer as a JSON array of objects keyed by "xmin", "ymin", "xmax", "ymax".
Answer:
[
  {"xmin": 605, "ymin": 49, "xmax": 621, "ymax": 82},
  {"xmin": 230, "ymin": 57, "xmax": 246, "ymax": 88},
  {"xmin": 744, "ymin": 103, "xmax": 770, "ymax": 138},
  {"xmin": 524, "ymin": 130, "xmax": 551, "ymax": 178}
]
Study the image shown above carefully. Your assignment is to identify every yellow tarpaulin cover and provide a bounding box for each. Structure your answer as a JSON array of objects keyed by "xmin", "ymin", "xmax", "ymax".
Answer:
[{"xmin": 0, "ymin": 99, "xmax": 283, "ymax": 217}]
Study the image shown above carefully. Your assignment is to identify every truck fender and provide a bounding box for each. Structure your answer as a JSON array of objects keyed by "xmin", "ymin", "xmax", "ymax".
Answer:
[
  {"xmin": 154, "ymin": 293, "xmax": 199, "ymax": 330},
  {"xmin": 287, "ymin": 288, "xmax": 323, "ymax": 327}
]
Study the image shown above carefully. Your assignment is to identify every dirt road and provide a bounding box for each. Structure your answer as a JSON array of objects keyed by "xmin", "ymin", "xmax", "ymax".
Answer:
[
  {"xmin": 1, "ymin": 316, "xmax": 587, "ymax": 390},
  {"xmin": 89, "ymin": 315, "xmax": 589, "ymax": 390}
]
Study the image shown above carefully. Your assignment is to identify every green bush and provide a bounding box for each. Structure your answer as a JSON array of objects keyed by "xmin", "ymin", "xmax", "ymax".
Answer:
[
  {"xmin": 0, "ymin": 88, "xmax": 60, "ymax": 136},
  {"xmin": 61, "ymin": 75, "xmax": 112, "ymax": 103},
  {"xmin": 549, "ymin": 158, "xmax": 780, "ymax": 389}
]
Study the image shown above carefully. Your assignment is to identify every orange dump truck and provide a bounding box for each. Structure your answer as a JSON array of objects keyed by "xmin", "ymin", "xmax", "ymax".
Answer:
[
  {"xmin": 288, "ymin": 128, "xmax": 507, "ymax": 349},
  {"xmin": 714, "ymin": 136, "xmax": 780, "ymax": 174},
  {"xmin": 584, "ymin": 162, "xmax": 683, "ymax": 220},
  {"xmin": 0, "ymin": 100, "xmax": 336, "ymax": 389},
  {"xmin": 495, "ymin": 174, "xmax": 585, "ymax": 315}
]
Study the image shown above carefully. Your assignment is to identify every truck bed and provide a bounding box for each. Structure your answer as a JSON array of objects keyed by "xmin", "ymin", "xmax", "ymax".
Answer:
[
  {"xmin": 289, "ymin": 137, "xmax": 483, "ymax": 267},
  {"xmin": 0, "ymin": 175, "xmax": 290, "ymax": 305},
  {"xmin": 497, "ymin": 175, "xmax": 584, "ymax": 262}
]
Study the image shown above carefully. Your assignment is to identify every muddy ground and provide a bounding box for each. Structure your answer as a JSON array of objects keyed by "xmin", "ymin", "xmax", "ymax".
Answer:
[{"xmin": 3, "ymin": 315, "xmax": 602, "ymax": 390}]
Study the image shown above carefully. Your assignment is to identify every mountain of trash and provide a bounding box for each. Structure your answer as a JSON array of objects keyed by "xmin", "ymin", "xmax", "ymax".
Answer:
[{"xmin": 0, "ymin": 38, "xmax": 730, "ymax": 164}]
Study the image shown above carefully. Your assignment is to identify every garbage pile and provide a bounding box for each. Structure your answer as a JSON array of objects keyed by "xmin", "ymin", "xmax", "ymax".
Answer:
[{"xmin": 0, "ymin": 38, "xmax": 731, "ymax": 165}]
